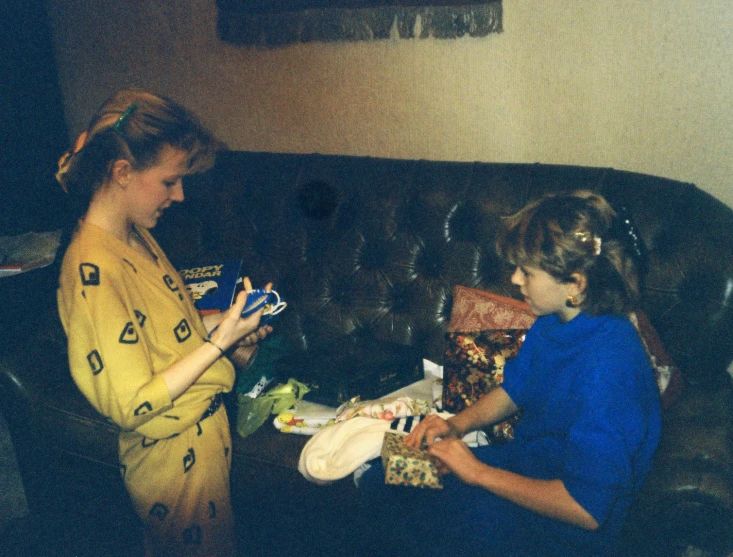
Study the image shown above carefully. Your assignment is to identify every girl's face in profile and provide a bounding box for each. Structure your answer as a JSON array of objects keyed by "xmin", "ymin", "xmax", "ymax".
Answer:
[
  {"xmin": 125, "ymin": 145, "xmax": 189, "ymax": 229},
  {"xmin": 511, "ymin": 265, "xmax": 579, "ymax": 322}
]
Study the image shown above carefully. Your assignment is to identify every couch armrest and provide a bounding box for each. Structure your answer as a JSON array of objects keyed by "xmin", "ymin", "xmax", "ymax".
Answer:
[
  {"xmin": 0, "ymin": 353, "xmax": 59, "ymax": 513},
  {"xmin": 621, "ymin": 380, "xmax": 733, "ymax": 556}
]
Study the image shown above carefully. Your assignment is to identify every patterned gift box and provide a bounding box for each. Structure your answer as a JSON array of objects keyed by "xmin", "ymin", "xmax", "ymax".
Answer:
[
  {"xmin": 442, "ymin": 329, "xmax": 528, "ymax": 413},
  {"xmin": 442, "ymin": 286, "xmax": 535, "ymax": 443},
  {"xmin": 380, "ymin": 432, "xmax": 443, "ymax": 489}
]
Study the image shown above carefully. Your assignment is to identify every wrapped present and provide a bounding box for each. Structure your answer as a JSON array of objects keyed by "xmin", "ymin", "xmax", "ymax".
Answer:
[
  {"xmin": 442, "ymin": 330, "xmax": 525, "ymax": 444},
  {"xmin": 380, "ymin": 432, "xmax": 443, "ymax": 489},
  {"xmin": 442, "ymin": 330, "xmax": 528, "ymax": 413}
]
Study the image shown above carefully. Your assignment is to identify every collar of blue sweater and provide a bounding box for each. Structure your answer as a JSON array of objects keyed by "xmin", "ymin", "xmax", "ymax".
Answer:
[{"xmin": 539, "ymin": 312, "xmax": 615, "ymax": 346}]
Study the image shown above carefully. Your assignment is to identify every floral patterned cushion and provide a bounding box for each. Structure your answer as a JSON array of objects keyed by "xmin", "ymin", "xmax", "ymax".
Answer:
[
  {"xmin": 447, "ymin": 285, "xmax": 536, "ymax": 333},
  {"xmin": 629, "ymin": 310, "xmax": 684, "ymax": 410}
]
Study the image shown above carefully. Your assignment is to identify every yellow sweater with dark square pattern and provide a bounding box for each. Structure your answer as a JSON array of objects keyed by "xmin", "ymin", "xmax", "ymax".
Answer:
[{"xmin": 57, "ymin": 222, "xmax": 234, "ymax": 440}]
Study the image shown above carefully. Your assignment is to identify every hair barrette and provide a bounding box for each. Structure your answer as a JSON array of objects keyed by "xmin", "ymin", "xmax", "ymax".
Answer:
[
  {"xmin": 592, "ymin": 237, "xmax": 602, "ymax": 256},
  {"xmin": 616, "ymin": 205, "xmax": 644, "ymax": 261},
  {"xmin": 111, "ymin": 103, "xmax": 138, "ymax": 136},
  {"xmin": 575, "ymin": 231, "xmax": 602, "ymax": 256}
]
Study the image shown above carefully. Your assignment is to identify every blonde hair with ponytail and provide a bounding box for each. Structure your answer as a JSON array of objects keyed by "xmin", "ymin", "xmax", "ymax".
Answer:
[{"xmin": 56, "ymin": 89, "xmax": 221, "ymax": 217}]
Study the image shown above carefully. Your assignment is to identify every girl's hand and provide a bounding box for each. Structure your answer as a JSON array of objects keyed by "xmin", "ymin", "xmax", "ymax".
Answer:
[
  {"xmin": 405, "ymin": 414, "xmax": 458, "ymax": 449},
  {"xmin": 428, "ymin": 437, "xmax": 484, "ymax": 484}
]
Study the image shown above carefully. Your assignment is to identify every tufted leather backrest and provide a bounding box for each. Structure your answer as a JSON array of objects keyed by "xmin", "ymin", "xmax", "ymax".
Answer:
[{"xmin": 154, "ymin": 151, "xmax": 733, "ymax": 386}]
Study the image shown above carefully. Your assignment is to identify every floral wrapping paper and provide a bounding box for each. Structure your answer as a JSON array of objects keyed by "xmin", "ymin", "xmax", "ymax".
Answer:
[
  {"xmin": 381, "ymin": 432, "xmax": 443, "ymax": 489},
  {"xmin": 442, "ymin": 330, "xmax": 526, "ymax": 443},
  {"xmin": 335, "ymin": 396, "xmax": 431, "ymax": 423}
]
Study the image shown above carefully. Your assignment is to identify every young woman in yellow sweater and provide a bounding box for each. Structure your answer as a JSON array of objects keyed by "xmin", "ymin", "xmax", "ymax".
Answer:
[{"xmin": 56, "ymin": 89, "xmax": 268, "ymax": 556}]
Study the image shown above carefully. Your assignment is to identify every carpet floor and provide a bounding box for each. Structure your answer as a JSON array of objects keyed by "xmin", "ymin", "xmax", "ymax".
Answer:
[{"xmin": 0, "ymin": 452, "xmax": 350, "ymax": 557}]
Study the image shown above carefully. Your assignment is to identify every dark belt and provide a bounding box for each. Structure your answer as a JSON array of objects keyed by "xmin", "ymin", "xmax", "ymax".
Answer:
[{"xmin": 200, "ymin": 393, "xmax": 223, "ymax": 422}]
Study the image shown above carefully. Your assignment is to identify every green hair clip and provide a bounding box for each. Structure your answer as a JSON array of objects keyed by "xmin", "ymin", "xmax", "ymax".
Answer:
[{"xmin": 111, "ymin": 103, "xmax": 138, "ymax": 136}]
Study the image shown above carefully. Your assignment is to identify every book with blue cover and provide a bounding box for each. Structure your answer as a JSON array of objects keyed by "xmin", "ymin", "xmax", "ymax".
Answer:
[{"xmin": 179, "ymin": 260, "xmax": 243, "ymax": 316}]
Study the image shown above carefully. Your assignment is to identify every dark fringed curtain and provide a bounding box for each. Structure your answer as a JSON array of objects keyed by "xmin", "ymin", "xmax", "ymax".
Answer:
[{"xmin": 216, "ymin": 0, "xmax": 502, "ymax": 48}]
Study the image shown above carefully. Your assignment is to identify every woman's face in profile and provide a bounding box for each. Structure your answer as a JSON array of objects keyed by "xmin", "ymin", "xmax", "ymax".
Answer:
[{"xmin": 123, "ymin": 146, "xmax": 189, "ymax": 229}]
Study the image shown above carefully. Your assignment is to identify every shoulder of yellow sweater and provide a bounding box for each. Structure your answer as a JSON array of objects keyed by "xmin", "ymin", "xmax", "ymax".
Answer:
[{"xmin": 66, "ymin": 224, "xmax": 130, "ymax": 274}]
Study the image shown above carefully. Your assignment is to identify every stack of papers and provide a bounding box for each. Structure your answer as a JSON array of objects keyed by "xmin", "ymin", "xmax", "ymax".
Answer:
[{"xmin": 0, "ymin": 230, "xmax": 62, "ymax": 277}]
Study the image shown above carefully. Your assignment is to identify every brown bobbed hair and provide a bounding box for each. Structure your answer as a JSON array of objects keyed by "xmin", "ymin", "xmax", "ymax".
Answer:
[{"xmin": 496, "ymin": 190, "xmax": 640, "ymax": 316}]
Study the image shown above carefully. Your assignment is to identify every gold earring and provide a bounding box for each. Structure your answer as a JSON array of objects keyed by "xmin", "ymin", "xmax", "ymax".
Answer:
[{"xmin": 566, "ymin": 295, "xmax": 579, "ymax": 308}]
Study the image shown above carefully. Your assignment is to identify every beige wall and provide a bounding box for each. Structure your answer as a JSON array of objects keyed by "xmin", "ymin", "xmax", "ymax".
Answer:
[{"xmin": 47, "ymin": 0, "xmax": 732, "ymax": 208}]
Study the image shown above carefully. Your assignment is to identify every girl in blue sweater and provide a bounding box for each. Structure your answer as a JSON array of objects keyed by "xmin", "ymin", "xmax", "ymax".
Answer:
[{"xmin": 358, "ymin": 190, "xmax": 662, "ymax": 557}]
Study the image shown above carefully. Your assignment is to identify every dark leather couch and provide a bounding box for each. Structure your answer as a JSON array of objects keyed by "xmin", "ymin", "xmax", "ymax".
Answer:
[{"xmin": 2, "ymin": 151, "xmax": 732, "ymax": 556}]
